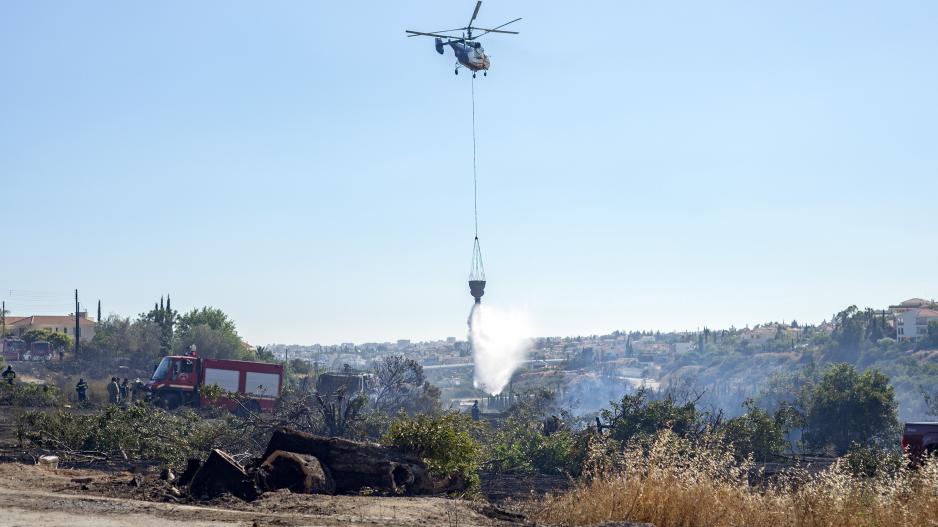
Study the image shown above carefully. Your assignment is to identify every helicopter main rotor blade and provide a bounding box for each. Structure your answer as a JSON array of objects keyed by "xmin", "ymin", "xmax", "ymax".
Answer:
[
  {"xmin": 405, "ymin": 30, "xmax": 465, "ymax": 40},
  {"xmin": 469, "ymin": 1, "xmax": 482, "ymax": 27},
  {"xmin": 474, "ymin": 18, "xmax": 522, "ymax": 38},
  {"xmin": 419, "ymin": 27, "xmax": 467, "ymax": 35}
]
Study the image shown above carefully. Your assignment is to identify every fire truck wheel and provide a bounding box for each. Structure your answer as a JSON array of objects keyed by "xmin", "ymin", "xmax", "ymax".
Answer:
[{"xmin": 159, "ymin": 392, "xmax": 181, "ymax": 410}]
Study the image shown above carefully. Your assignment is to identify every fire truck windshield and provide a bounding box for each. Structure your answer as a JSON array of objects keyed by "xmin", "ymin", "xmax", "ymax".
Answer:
[{"xmin": 151, "ymin": 357, "xmax": 170, "ymax": 381}]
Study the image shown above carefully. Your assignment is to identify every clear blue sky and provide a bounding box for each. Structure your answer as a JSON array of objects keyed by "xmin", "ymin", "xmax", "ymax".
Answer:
[{"xmin": 2, "ymin": 1, "xmax": 936, "ymax": 345}]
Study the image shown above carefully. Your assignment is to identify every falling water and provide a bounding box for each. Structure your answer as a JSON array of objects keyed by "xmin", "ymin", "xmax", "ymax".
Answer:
[{"xmin": 468, "ymin": 303, "xmax": 532, "ymax": 395}]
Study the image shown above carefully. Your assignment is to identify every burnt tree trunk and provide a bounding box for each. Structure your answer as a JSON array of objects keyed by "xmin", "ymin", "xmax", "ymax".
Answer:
[
  {"xmin": 258, "ymin": 450, "xmax": 335, "ymax": 494},
  {"xmin": 264, "ymin": 428, "xmax": 434, "ymax": 494},
  {"xmin": 188, "ymin": 449, "xmax": 257, "ymax": 500}
]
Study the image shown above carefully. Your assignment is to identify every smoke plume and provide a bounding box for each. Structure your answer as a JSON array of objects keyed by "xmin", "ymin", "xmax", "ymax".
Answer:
[{"xmin": 468, "ymin": 303, "xmax": 532, "ymax": 395}]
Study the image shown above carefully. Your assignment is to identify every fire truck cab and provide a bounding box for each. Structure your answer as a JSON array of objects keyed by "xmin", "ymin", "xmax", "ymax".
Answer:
[
  {"xmin": 1, "ymin": 338, "xmax": 26, "ymax": 361},
  {"xmin": 903, "ymin": 422, "xmax": 938, "ymax": 465},
  {"xmin": 26, "ymin": 341, "xmax": 54, "ymax": 361},
  {"xmin": 145, "ymin": 354, "xmax": 283, "ymax": 412}
]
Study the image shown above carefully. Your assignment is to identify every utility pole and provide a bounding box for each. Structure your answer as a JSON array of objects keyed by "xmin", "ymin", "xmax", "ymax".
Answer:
[
  {"xmin": 1, "ymin": 300, "xmax": 5, "ymax": 338},
  {"xmin": 74, "ymin": 290, "xmax": 80, "ymax": 360}
]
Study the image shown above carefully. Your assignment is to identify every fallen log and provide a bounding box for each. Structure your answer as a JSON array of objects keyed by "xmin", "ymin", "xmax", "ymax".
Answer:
[
  {"xmin": 258, "ymin": 450, "xmax": 335, "ymax": 494},
  {"xmin": 264, "ymin": 428, "xmax": 434, "ymax": 494},
  {"xmin": 188, "ymin": 449, "xmax": 257, "ymax": 501}
]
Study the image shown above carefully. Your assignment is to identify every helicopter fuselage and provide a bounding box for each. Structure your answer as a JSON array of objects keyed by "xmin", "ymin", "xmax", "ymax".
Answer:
[
  {"xmin": 407, "ymin": 1, "xmax": 518, "ymax": 75},
  {"xmin": 447, "ymin": 40, "xmax": 490, "ymax": 71}
]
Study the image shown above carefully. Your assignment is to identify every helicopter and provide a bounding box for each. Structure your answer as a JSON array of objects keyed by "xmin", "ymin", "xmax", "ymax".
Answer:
[{"xmin": 405, "ymin": 1, "xmax": 520, "ymax": 78}]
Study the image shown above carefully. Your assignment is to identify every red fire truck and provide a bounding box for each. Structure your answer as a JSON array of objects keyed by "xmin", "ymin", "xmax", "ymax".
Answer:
[
  {"xmin": 25, "ymin": 341, "xmax": 54, "ymax": 361},
  {"xmin": 144, "ymin": 353, "xmax": 283, "ymax": 412},
  {"xmin": 902, "ymin": 422, "xmax": 938, "ymax": 464},
  {"xmin": 1, "ymin": 338, "xmax": 26, "ymax": 361}
]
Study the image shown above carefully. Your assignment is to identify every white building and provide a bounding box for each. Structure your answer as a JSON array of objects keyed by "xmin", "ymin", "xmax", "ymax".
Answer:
[
  {"xmin": 4, "ymin": 313, "xmax": 96, "ymax": 342},
  {"xmin": 889, "ymin": 298, "xmax": 938, "ymax": 341},
  {"xmin": 893, "ymin": 307, "xmax": 938, "ymax": 341}
]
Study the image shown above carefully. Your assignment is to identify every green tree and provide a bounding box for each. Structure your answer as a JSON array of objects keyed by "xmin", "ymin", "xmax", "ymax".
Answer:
[
  {"xmin": 90, "ymin": 316, "xmax": 162, "ymax": 368},
  {"xmin": 143, "ymin": 296, "xmax": 176, "ymax": 354},
  {"xmin": 21, "ymin": 328, "xmax": 52, "ymax": 345},
  {"xmin": 372, "ymin": 355, "xmax": 441, "ymax": 415},
  {"xmin": 45, "ymin": 332, "xmax": 73, "ymax": 351},
  {"xmin": 289, "ymin": 358, "xmax": 311, "ymax": 374},
  {"xmin": 490, "ymin": 389, "xmax": 576, "ymax": 474},
  {"xmin": 601, "ymin": 388, "xmax": 703, "ymax": 444},
  {"xmin": 176, "ymin": 306, "xmax": 236, "ymax": 335},
  {"xmin": 828, "ymin": 306, "xmax": 869, "ymax": 362},
  {"xmin": 175, "ymin": 323, "xmax": 244, "ymax": 359},
  {"xmin": 255, "ymin": 345, "xmax": 275, "ymax": 362},
  {"xmin": 384, "ymin": 411, "xmax": 485, "ymax": 490},
  {"xmin": 17, "ymin": 329, "xmax": 71, "ymax": 355},
  {"xmin": 801, "ymin": 363, "xmax": 899, "ymax": 454},
  {"xmin": 173, "ymin": 307, "xmax": 245, "ymax": 359},
  {"xmin": 721, "ymin": 399, "xmax": 787, "ymax": 461},
  {"xmin": 21, "ymin": 328, "xmax": 71, "ymax": 349}
]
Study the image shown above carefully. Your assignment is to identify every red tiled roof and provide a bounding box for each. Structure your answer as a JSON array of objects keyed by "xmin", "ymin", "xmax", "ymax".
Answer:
[{"xmin": 9, "ymin": 315, "xmax": 95, "ymax": 327}]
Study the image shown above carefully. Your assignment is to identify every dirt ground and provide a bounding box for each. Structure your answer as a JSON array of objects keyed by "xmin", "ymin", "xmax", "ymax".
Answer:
[
  {"xmin": 0, "ymin": 378, "xmax": 556, "ymax": 527},
  {"xmin": 0, "ymin": 462, "xmax": 531, "ymax": 527}
]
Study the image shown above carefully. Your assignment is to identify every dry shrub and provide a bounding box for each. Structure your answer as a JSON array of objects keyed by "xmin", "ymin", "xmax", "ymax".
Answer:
[{"xmin": 533, "ymin": 430, "xmax": 938, "ymax": 527}]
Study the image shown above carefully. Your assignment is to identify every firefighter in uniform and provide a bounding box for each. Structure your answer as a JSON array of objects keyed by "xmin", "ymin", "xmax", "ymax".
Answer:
[
  {"xmin": 75, "ymin": 378, "xmax": 88, "ymax": 402},
  {"xmin": 107, "ymin": 377, "xmax": 120, "ymax": 404},
  {"xmin": 2, "ymin": 365, "xmax": 15, "ymax": 385}
]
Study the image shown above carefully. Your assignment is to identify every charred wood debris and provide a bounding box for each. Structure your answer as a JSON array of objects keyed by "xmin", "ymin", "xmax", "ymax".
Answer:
[{"xmin": 178, "ymin": 428, "xmax": 464, "ymax": 501}]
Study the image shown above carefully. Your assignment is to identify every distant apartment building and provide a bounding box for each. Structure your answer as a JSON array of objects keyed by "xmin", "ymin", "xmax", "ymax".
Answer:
[
  {"xmin": 890, "ymin": 298, "xmax": 938, "ymax": 341},
  {"xmin": 739, "ymin": 325, "xmax": 779, "ymax": 346},
  {"xmin": 632, "ymin": 335, "xmax": 657, "ymax": 350},
  {"xmin": 672, "ymin": 341, "xmax": 696, "ymax": 354},
  {"xmin": 2, "ymin": 312, "xmax": 96, "ymax": 342}
]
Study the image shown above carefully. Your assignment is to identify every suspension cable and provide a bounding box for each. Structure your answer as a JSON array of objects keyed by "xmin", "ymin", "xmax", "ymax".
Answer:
[{"xmin": 471, "ymin": 75, "xmax": 478, "ymax": 239}]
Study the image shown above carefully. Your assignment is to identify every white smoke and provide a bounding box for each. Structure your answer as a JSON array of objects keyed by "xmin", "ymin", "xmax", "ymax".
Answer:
[{"xmin": 468, "ymin": 303, "xmax": 533, "ymax": 395}]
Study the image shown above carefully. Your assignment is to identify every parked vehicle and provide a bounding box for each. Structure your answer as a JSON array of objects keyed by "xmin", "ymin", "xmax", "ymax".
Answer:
[
  {"xmin": 902, "ymin": 422, "xmax": 938, "ymax": 463},
  {"xmin": 1, "ymin": 338, "xmax": 26, "ymax": 361},
  {"xmin": 25, "ymin": 341, "xmax": 53, "ymax": 361},
  {"xmin": 144, "ymin": 353, "xmax": 283, "ymax": 412}
]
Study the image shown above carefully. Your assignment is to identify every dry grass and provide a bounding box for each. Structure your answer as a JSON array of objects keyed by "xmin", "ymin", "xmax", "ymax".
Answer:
[{"xmin": 531, "ymin": 431, "xmax": 938, "ymax": 527}]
